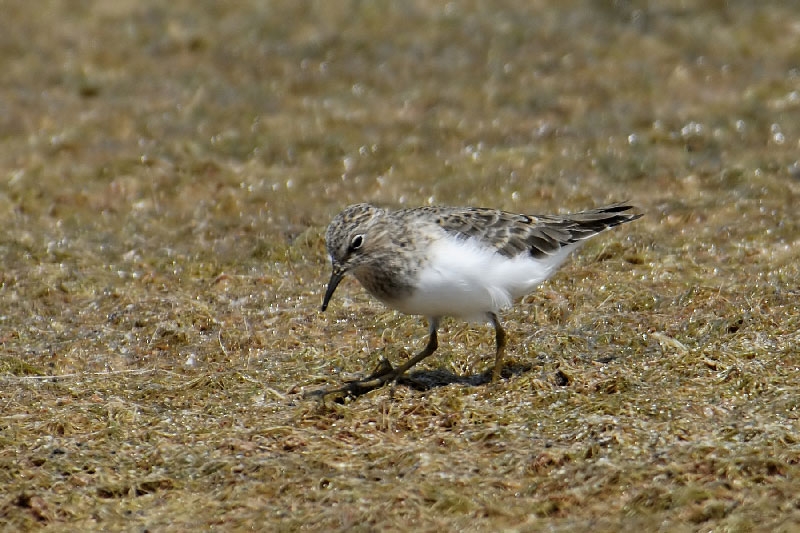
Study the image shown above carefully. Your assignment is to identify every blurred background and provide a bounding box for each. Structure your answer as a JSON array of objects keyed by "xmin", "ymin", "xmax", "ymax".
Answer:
[{"xmin": 2, "ymin": 1, "xmax": 799, "ymax": 530}]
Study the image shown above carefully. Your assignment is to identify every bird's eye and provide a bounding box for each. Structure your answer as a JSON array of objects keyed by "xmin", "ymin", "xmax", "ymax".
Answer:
[{"xmin": 350, "ymin": 234, "xmax": 364, "ymax": 250}]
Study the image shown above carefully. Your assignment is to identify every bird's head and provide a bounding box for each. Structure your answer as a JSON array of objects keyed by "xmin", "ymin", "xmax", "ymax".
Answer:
[{"xmin": 321, "ymin": 203, "xmax": 384, "ymax": 311}]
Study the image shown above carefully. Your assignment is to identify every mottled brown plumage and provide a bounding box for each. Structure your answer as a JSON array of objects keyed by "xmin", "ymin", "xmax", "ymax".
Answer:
[{"xmin": 411, "ymin": 203, "xmax": 641, "ymax": 259}]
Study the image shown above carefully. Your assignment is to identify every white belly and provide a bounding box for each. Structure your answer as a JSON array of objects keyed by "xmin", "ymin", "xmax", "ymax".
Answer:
[{"xmin": 387, "ymin": 235, "xmax": 580, "ymax": 321}]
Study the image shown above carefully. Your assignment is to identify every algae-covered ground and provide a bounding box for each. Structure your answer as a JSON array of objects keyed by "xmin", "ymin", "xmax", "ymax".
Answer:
[{"xmin": 2, "ymin": 1, "xmax": 799, "ymax": 531}]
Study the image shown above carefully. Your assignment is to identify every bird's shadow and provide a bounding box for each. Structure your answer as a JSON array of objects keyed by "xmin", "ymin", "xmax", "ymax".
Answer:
[
  {"xmin": 304, "ymin": 361, "xmax": 534, "ymax": 402},
  {"xmin": 398, "ymin": 361, "xmax": 533, "ymax": 390}
]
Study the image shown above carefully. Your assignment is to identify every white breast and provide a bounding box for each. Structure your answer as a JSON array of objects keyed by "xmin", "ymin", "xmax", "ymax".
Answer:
[{"xmin": 389, "ymin": 234, "xmax": 581, "ymax": 322}]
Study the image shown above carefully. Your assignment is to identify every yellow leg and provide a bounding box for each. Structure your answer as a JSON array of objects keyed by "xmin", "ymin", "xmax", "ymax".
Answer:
[
  {"xmin": 389, "ymin": 324, "xmax": 439, "ymax": 378},
  {"xmin": 309, "ymin": 317, "xmax": 440, "ymax": 399},
  {"xmin": 490, "ymin": 313, "xmax": 507, "ymax": 382}
]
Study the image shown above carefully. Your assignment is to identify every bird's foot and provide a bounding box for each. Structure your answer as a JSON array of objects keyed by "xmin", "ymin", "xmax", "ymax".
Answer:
[
  {"xmin": 348, "ymin": 357, "xmax": 395, "ymax": 382},
  {"xmin": 303, "ymin": 359, "xmax": 400, "ymax": 401}
]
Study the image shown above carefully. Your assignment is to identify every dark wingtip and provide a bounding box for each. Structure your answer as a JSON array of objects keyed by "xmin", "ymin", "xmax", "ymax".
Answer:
[{"xmin": 607, "ymin": 202, "xmax": 644, "ymax": 219}]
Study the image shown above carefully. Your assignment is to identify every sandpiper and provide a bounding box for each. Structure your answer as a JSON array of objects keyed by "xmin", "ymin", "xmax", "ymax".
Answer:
[{"xmin": 317, "ymin": 202, "xmax": 642, "ymax": 397}]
